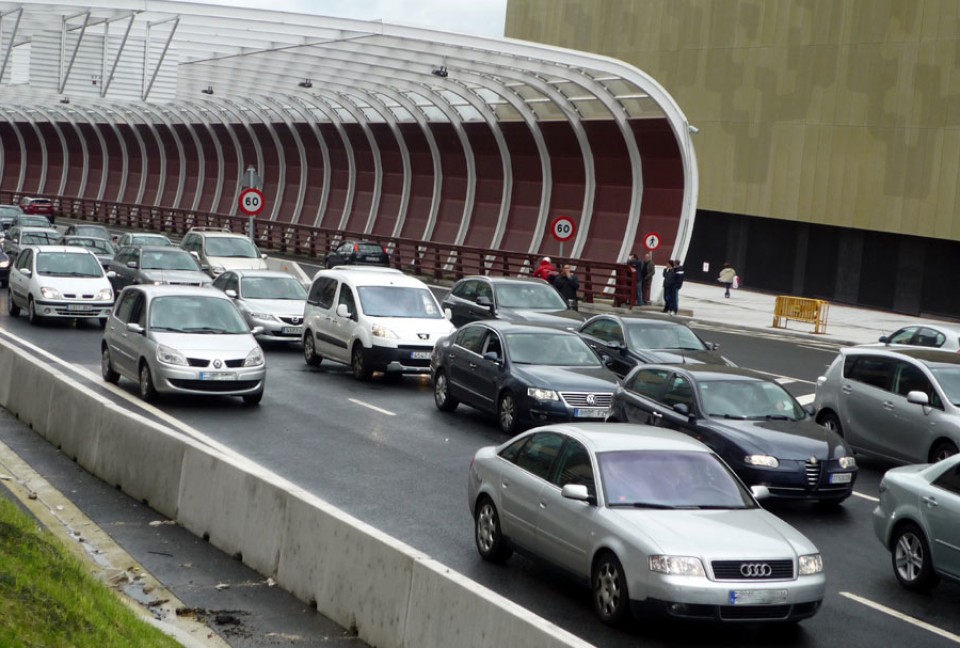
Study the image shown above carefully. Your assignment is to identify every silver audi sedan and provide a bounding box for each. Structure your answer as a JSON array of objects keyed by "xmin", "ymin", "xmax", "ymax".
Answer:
[
  {"xmin": 468, "ymin": 423, "xmax": 826, "ymax": 625},
  {"xmin": 101, "ymin": 284, "xmax": 266, "ymax": 404}
]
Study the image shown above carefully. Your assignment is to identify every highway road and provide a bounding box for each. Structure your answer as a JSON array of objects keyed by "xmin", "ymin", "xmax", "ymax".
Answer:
[{"xmin": 3, "ymin": 282, "xmax": 960, "ymax": 648}]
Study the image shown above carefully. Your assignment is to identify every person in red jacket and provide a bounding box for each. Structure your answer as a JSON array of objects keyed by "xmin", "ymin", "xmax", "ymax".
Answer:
[{"xmin": 533, "ymin": 256, "xmax": 558, "ymax": 283}]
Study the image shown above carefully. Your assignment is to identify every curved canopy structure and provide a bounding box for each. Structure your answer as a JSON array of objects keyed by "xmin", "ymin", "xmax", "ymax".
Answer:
[{"xmin": 0, "ymin": 0, "xmax": 698, "ymax": 262}]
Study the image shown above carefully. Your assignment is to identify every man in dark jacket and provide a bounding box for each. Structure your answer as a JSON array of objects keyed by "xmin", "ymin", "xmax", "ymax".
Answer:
[
  {"xmin": 661, "ymin": 260, "xmax": 676, "ymax": 314},
  {"xmin": 554, "ymin": 264, "xmax": 580, "ymax": 310},
  {"xmin": 671, "ymin": 260, "xmax": 685, "ymax": 314}
]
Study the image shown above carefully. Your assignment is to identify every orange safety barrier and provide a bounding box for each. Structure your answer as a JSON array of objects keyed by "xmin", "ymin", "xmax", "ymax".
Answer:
[{"xmin": 772, "ymin": 295, "xmax": 829, "ymax": 334}]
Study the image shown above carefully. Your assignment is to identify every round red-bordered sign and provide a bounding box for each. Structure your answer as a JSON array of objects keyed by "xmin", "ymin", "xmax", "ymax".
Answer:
[
  {"xmin": 238, "ymin": 187, "xmax": 265, "ymax": 216},
  {"xmin": 551, "ymin": 216, "xmax": 576, "ymax": 242},
  {"xmin": 642, "ymin": 232, "xmax": 661, "ymax": 251}
]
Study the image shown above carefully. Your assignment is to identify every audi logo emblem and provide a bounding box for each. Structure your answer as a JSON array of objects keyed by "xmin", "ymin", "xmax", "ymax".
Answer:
[
  {"xmin": 740, "ymin": 563, "xmax": 772, "ymax": 578},
  {"xmin": 586, "ymin": 393, "xmax": 596, "ymax": 405},
  {"xmin": 213, "ymin": 359, "xmax": 223, "ymax": 369}
]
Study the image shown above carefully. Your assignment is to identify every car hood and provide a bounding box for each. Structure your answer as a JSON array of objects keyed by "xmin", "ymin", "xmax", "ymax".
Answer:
[
  {"xmin": 241, "ymin": 298, "xmax": 306, "ymax": 316},
  {"xmin": 151, "ymin": 331, "xmax": 258, "ymax": 353},
  {"xmin": 369, "ymin": 316, "xmax": 456, "ymax": 343},
  {"xmin": 141, "ymin": 269, "xmax": 210, "ymax": 285},
  {"xmin": 613, "ymin": 508, "xmax": 815, "ymax": 558},
  {"xmin": 38, "ymin": 276, "xmax": 110, "ymax": 294},
  {"xmin": 499, "ymin": 308, "xmax": 585, "ymax": 329},
  {"xmin": 210, "ymin": 256, "xmax": 268, "ymax": 271},
  {"xmin": 511, "ymin": 364, "xmax": 618, "ymax": 391},
  {"xmin": 708, "ymin": 418, "xmax": 846, "ymax": 459}
]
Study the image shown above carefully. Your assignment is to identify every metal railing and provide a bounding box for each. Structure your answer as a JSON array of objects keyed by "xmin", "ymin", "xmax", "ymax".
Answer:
[{"xmin": 1, "ymin": 190, "xmax": 643, "ymax": 306}]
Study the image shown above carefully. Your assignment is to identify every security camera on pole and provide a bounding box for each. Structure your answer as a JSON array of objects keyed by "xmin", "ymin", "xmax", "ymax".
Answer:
[{"xmin": 239, "ymin": 165, "xmax": 264, "ymax": 242}]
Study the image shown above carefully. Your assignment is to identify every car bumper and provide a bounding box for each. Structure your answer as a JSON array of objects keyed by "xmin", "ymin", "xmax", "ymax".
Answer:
[
  {"xmin": 735, "ymin": 464, "xmax": 857, "ymax": 501},
  {"xmin": 364, "ymin": 343, "xmax": 435, "ymax": 373},
  {"xmin": 151, "ymin": 364, "xmax": 266, "ymax": 396},
  {"xmin": 249, "ymin": 320, "xmax": 304, "ymax": 342},
  {"xmin": 524, "ymin": 398, "xmax": 610, "ymax": 426},
  {"xmin": 633, "ymin": 573, "xmax": 825, "ymax": 622},
  {"xmin": 34, "ymin": 299, "xmax": 113, "ymax": 319}
]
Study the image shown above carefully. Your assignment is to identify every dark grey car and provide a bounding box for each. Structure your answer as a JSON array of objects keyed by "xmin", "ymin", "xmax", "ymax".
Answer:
[
  {"xmin": 107, "ymin": 246, "xmax": 212, "ymax": 291},
  {"xmin": 441, "ymin": 275, "xmax": 585, "ymax": 329}
]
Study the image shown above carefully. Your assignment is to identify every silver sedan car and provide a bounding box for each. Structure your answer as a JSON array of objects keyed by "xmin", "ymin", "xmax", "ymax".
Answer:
[
  {"xmin": 873, "ymin": 454, "xmax": 960, "ymax": 591},
  {"xmin": 468, "ymin": 423, "xmax": 825, "ymax": 625},
  {"xmin": 101, "ymin": 285, "xmax": 266, "ymax": 404},
  {"xmin": 211, "ymin": 269, "xmax": 308, "ymax": 343}
]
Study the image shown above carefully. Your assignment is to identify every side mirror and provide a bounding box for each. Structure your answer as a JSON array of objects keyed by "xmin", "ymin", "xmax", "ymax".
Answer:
[
  {"xmin": 20, "ymin": 268, "xmax": 31, "ymax": 278},
  {"xmin": 126, "ymin": 261, "xmax": 138, "ymax": 269},
  {"xmin": 126, "ymin": 322, "xmax": 144, "ymax": 335},
  {"xmin": 105, "ymin": 270, "xmax": 116, "ymax": 278},
  {"xmin": 476, "ymin": 295, "xmax": 492, "ymax": 308},
  {"xmin": 879, "ymin": 335, "xmax": 890, "ymax": 344},
  {"xmin": 906, "ymin": 390, "xmax": 930, "ymax": 406},
  {"xmin": 750, "ymin": 485, "xmax": 770, "ymax": 501},
  {"xmin": 261, "ymin": 253, "xmax": 268, "ymax": 260},
  {"xmin": 251, "ymin": 326, "xmax": 265, "ymax": 335},
  {"xmin": 710, "ymin": 342, "xmax": 720, "ymax": 351},
  {"xmin": 189, "ymin": 251, "xmax": 200, "ymax": 259},
  {"xmin": 482, "ymin": 351, "xmax": 501, "ymax": 364},
  {"xmin": 336, "ymin": 303, "xmax": 352, "ymax": 319},
  {"xmin": 604, "ymin": 340, "xmax": 624, "ymax": 351},
  {"xmin": 672, "ymin": 402, "xmax": 690, "ymax": 416},
  {"xmin": 225, "ymin": 289, "xmax": 238, "ymax": 298},
  {"xmin": 443, "ymin": 308, "xmax": 453, "ymax": 321},
  {"xmin": 803, "ymin": 404, "xmax": 816, "ymax": 417},
  {"xmin": 561, "ymin": 484, "xmax": 594, "ymax": 504}
]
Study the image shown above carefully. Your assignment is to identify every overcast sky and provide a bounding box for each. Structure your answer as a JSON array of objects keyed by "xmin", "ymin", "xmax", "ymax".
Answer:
[{"xmin": 190, "ymin": 0, "xmax": 507, "ymax": 37}]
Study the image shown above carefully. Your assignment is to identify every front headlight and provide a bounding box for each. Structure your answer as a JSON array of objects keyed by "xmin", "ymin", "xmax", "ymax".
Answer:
[
  {"xmin": 0, "ymin": 259, "xmax": 9, "ymax": 268},
  {"xmin": 249, "ymin": 312, "xmax": 278, "ymax": 322},
  {"xmin": 156, "ymin": 344, "xmax": 187, "ymax": 366},
  {"xmin": 838, "ymin": 456, "xmax": 857, "ymax": 469},
  {"xmin": 244, "ymin": 346, "xmax": 264, "ymax": 367},
  {"xmin": 744, "ymin": 454, "xmax": 779, "ymax": 468},
  {"xmin": 527, "ymin": 387, "xmax": 559, "ymax": 401},
  {"xmin": 97, "ymin": 287, "xmax": 113, "ymax": 301},
  {"xmin": 798, "ymin": 554, "xmax": 823, "ymax": 575},
  {"xmin": 371, "ymin": 324, "xmax": 398, "ymax": 339},
  {"xmin": 40, "ymin": 286, "xmax": 62, "ymax": 299},
  {"xmin": 649, "ymin": 555, "xmax": 705, "ymax": 577}
]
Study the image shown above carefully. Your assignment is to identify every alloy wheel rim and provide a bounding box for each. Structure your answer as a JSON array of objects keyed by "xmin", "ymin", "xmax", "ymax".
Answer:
[
  {"xmin": 477, "ymin": 504, "xmax": 495, "ymax": 552},
  {"xmin": 304, "ymin": 336, "xmax": 314, "ymax": 361},
  {"xmin": 140, "ymin": 367, "xmax": 150, "ymax": 396},
  {"xmin": 895, "ymin": 533, "xmax": 923, "ymax": 581},
  {"xmin": 500, "ymin": 395, "xmax": 515, "ymax": 429},
  {"xmin": 935, "ymin": 447, "xmax": 956, "ymax": 462},
  {"xmin": 436, "ymin": 375, "xmax": 448, "ymax": 404},
  {"xmin": 596, "ymin": 563, "xmax": 621, "ymax": 617},
  {"xmin": 101, "ymin": 349, "xmax": 110, "ymax": 377}
]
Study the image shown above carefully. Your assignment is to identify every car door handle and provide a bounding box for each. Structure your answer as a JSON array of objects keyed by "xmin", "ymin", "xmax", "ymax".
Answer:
[
  {"xmin": 650, "ymin": 411, "xmax": 663, "ymax": 418},
  {"xmin": 922, "ymin": 496, "xmax": 938, "ymax": 507},
  {"xmin": 882, "ymin": 401, "xmax": 895, "ymax": 410},
  {"xmin": 469, "ymin": 362, "xmax": 478, "ymax": 369},
  {"xmin": 539, "ymin": 501, "xmax": 546, "ymax": 509},
  {"xmin": 501, "ymin": 479, "xmax": 509, "ymax": 490},
  {"xmin": 841, "ymin": 385, "xmax": 852, "ymax": 394}
]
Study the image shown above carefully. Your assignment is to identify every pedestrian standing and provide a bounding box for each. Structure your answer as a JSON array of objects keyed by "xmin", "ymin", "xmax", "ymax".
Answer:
[
  {"xmin": 642, "ymin": 252, "xmax": 655, "ymax": 305},
  {"xmin": 671, "ymin": 259, "xmax": 685, "ymax": 314},
  {"xmin": 628, "ymin": 253, "xmax": 643, "ymax": 305},
  {"xmin": 533, "ymin": 256, "xmax": 558, "ymax": 283},
  {"xmin": 554, "ymin": 264, "xmax": 580, "ymax": 310},
  {"xmin": 717, "ymin": 262, "xmax": 737, "ymax": 298},
  {"xmin": 661, "ymin": 260, "xmax": 676, "ymax": 314}
]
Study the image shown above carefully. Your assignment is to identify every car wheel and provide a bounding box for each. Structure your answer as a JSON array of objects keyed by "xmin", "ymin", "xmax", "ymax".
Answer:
[
  {"xmin": 138, "ymin": 362, "xmax": 157, "ymax": 403},
  {"xmin": 27, "ymin": 297, "xmax": 41, "ymax": 325},
  {"xmin": 474, "ymin": 497, "xmax": 512, "ymax": 563},
  {"xmin": 593, "ymin": 551, "xmax": 630, "ymax": 625},
  {"xmin": 242, "ymin": 390, "xmax": 263, "ymax": 406},
  {"xmin": 433, "ymin": 370, "xmax": 459, "ymax": 412},
  {"xmin": 98, "ymin": 317, "xmax": 108, "ymax": 329},
  {"xmin": 892, "ymin": 522, "xmax": 939, "ymax": 591},
  {"xmin": 929, "ymin": 440, "xmax": 958, "ymax": 463},
  {"xmin": 817, "ymin": 411, "xmax": 843, "ymax": 437},
  {"xmin": 7, "ymin": 289, "xmax": 19, "ymax": 317},
  {"xmin": 351, "ymin": 344, "xmax": 372, "ymax": 381},
  {"xmin": 303, "ymin": 331, "xmax": 321, "ymax": 367},
  {"xmin": 100, "ymin": 346, "xmax": 120, "ymax": 384},
  {"xmin": 497, "ymin": 390, "xmax": 519, "ymax": 434}
]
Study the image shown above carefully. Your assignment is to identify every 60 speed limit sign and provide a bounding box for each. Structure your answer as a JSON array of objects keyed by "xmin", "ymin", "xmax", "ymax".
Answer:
[
  {"xmin": 550, "ymin": 216, "xmax": 576, "ymax": 242},
  {"xmin": 238, "ymin": 187, "xmax": 265, "ymax": 216}
]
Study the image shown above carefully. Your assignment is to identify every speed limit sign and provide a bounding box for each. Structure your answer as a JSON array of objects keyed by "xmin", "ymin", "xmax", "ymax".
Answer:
[
  {"xmin": 238, "ymin": 187, "xmax": 265, "ymax": 216},
  {"xmin": 551, "ymin": 216, "xmax": 576, "ymax": 242},
  {"xmin": 642, "ymin": 232, "xmax": 661, "ymax": 251}
]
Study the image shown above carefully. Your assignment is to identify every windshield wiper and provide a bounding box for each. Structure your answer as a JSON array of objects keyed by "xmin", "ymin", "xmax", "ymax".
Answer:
[
  {"xmin": 151, "ymin": 326, "xmax": 184, "ymax": 332},
  {"xmin": 711, "ymin": 413, "xmax": 746, "ymax": 420},
  {"xmin": 609, "ymin": 502, "xmax": 676, "ymax": 509},
  {"xmin": 181, "ymin": 327, "xmax": 227, "ymax": 334},
  {"xmin": 748, "ymin": 414, "xmax": 791, "ymax": 420}
]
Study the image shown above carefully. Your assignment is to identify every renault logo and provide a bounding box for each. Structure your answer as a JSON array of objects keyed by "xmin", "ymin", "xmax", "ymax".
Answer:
[
  {"xmin": 290, "ymin": 317, "xmax": 302, "ymax": 325},
  {"xmin": 213, "ymin": 359, "xmax": 223, "ymax": 369},
  {"xmin": 586, "ymin": 394, "xmax": 596, "ymax": 405},
  {"xmin": 740, "ymin": 563, "xmax": 773, "ymax": 578},
  {"xmin": 418, "ymin": 333, "xmax": 429, "ymax": 340}
]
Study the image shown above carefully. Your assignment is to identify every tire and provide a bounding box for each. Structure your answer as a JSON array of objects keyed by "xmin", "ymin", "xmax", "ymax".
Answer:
[
  {"xmin": 929, "ymin": 440, "xmax": 958, "ymax": 463},
  {"xmin": 100, "ymin": 346, "xmax": 120, "ymax": 384},
  {"xmin": 98, "ymin": 317, "xmax": 108, "ymax": 329},
  {"xmin": 474, "ymin": 497, "xmax": 512, "ymax": 563},
  {"xmin": 242, "ymin": 390, "xmax": 263, "ymax": 406},
  {"xmin": 497, "ymin": 390, "xmax": 519, "ymax": 434},
  {"xmin": 27, "ymin": 297, "xmax": 41, "ymax": 325},
  {"xmin": 817, "ymin": 411, "xmax": 843, "ymax": 437},
  {"xmin": 433, "ymin": 370, "xmax": 459, "ymax": 412},
  {"xmin": 303, "ymin": 331, "xmax": 321, "ymax": 367},
  {"xmin": 351, "ymin": 343, "xmax": 372, "ymax": 381},
  {"xmin": 7, "ymin": 289, "xmax": 19, "ymax": 317},
  {"xmin": 892, "ymin": 523, "xmax": 939, "ymax": 591},
  {"xmin": 593, "ymin": 551, "xmax": 631, "ymax": 625},
  {"xmin": 138, "ymin": 362, "xmax": 157, "ymax": 403}
]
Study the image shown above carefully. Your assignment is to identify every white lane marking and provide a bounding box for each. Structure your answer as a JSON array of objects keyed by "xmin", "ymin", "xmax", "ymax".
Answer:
[
  {"xmin": 775, "ymin": 377, "xmax": 796, "ymax": 385},
  {"xmin": 750, "ymin": 368, "xmax": 816, "ymax": 385},
  {"xmin": 348, "ymin": 398, "xmax": 396, "ymax": 416},
  {"xmin": 795, "ymin": 393, "xmax": 816, "ymax": 405},
  {"xmin": 840, "ymin": 592, "xmax": 960, "ymax": 644},
  {"xmin": 852, "ymin": 491, "xmax": 879, "ymax": 502}
]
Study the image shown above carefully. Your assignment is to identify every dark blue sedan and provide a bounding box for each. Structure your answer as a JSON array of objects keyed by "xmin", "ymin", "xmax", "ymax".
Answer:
[{"xmin": 430, "ymin": 321, "xmax": 620, "ymax": 433}]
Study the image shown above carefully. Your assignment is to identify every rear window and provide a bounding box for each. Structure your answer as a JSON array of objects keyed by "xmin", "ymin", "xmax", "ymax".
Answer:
[{"xmin": 356, "ymin": 243, "xmax": 384, "ymax": 255}]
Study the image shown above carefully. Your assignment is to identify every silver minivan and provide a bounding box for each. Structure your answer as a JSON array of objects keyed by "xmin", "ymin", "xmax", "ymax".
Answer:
[{"xmin": 814, "ymin": 348, "xmax": 960, "ymax": 464}]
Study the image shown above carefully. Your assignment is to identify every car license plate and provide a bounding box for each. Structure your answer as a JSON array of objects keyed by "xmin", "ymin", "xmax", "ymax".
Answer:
[
  {"xmin": 281, "ymin": 326, "xmax": 303, "ymax": 335},
  {"xmin": 829, "ymin": 472, "xmax": 852, "ymax": 484},
  {"xmin": 410, "ymin": 351, "xmax": 432, "ymax": 360},
  {"xmin": 199, "ymin": 372, "xmax": 236, "ymax": 381},
  {"xmin": 574, "ymin": 407, "xmax": 609, "ymax": 418},
  {"xmin": 729, "ymin": 589, "xmax": 788, "ymax": 605},
  {"xmin": 67, "ymin": 303, "xmax": 88, "ymax": 312},
  {"xmin": 366, "ymin": 255, "xmax": 381, "ymax": 262}
]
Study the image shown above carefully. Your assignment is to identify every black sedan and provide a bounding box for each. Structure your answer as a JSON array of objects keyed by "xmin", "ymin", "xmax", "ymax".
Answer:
[
  {"xmin": 577, "ymin": 314, "xmax": 733, "ymax": 377},
  {"xmin": 608, "ymin": 364, "xmax": 858, "ymax": 504},
  {"xmin": 441, "ymin": 275, "xmax": 585, "ymax": 329},
  {"xmin": 324, "ymin": 239, "xmax": 389, "ymax": 268},
  {"xmin": 0, "ymin": 247, "xmax": 10, "ymax": 287},
  {"xmin": 431, "ymin": 321, "xmax": 619, "ymax": 433}
]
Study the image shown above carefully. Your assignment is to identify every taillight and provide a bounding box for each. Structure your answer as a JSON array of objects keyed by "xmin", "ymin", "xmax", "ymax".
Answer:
[{"xmin": 353, "ymin": 243, "xmax": 359, "ymax": 253}]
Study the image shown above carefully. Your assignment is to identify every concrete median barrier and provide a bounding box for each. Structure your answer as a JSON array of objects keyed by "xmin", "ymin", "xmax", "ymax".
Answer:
[
  {"xmin": 5, "ymin": 350, "xmax": 55, "ymax": 436},
  {"xmin": 41, "ymin": 374, "xmax": 104, "ymax": 470}
]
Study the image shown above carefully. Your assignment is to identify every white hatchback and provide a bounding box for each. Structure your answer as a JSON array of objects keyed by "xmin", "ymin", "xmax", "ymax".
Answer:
[
  {"xmin": 8, "ymin": 246, "xmax": 114, "ymax": 326},
  {"xmin": 302, "ymin": 267, "xmax": 454, "ymax": 380}
]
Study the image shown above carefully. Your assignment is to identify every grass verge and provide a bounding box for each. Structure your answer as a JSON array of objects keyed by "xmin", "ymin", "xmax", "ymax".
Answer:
[{"xmin": 0, "ymin": 496, "xmax": 180, "ymax": 648}]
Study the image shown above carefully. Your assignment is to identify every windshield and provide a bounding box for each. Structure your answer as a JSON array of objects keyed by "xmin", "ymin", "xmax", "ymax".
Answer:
[
  {"xmin": 495, "ymin": 283, "xmax": 569, "ymax": 310},
  {"xmin": 22, "ymin": 232, "xmax": 60, "ymax": 245},
  {"xmin": 626, "ymin": 321, "xmax": 707, "ymax": 350},
  {"xmin": 148, "ymin": 295, "xmax": 249, "ymax": 334},
  {"xmin": 74, "ymin": 226, "xmax": 109, "ymax": 238},
  {"xmin": 599, "ymin": 450, "xmax": 754, "ymax": 509},
  {"xmin": 20, "ymin": 216, "xmax": 51, "ymax": 227},
  {"xmin": 141, "ymin": 250, "xmax": 201, "ymax": 271},
  {"xmin": 357, "ymin": 286, "xmax": 443, "ymax": 318},
  {"xmin": 130, "ymin": 235, "xmax": 172, "ymax": 246},
  {"xmin": 505, "ymin": 332, "xmax": 602, "ymax": 366},
  {"xmin": 698, "ymin": 378, "xmax": 805, "ymax": 421},
  {"xmin": 0, "ymin": 206, "xmax": 21, "ymax": 217},
  {"xmin": 241, "ymin": 276, "xmax": 307, "ymax": 300},
  {"xmin": 930, "ymin": 366, "xmax": 960, "ymax": 406},
  {"xmin": 65, "ymin": 238, "xmax": 115, "ymax": 255},
  {"xmin": 205, "ymin": 237, "xmax": 259, "ymax": 258},
  {"xmin": 36, "ymin": 252, "xmax": 104, "ymax": 277}
]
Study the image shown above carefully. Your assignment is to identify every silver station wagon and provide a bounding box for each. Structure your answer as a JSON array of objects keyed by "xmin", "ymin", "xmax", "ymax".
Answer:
[{"xmin": 100, "ymin": 285, "xmax": 266, "ymax": 404}]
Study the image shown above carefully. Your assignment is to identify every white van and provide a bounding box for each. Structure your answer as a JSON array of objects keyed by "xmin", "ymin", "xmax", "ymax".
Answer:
[{"xmin": 302, "ymin": 267, "xmax": 455, "ymax": 380}]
